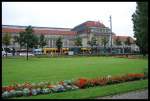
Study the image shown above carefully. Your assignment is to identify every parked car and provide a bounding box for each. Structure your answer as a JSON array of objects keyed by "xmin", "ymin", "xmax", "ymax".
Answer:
[
  {"xmin": 2, "ymin": 48, "xmax": 13, "ymax": 56},
  {"xmin": 33, "ymin": 48, "xmax": 43, "ymax": 55},
  {"xmin": 2, "ymin": 48, "xmax": 6, "ymax": 56}
]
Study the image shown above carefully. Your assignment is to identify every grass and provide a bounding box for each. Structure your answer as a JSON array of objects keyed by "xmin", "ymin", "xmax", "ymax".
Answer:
[{"xmin": 2, "ymin": 56, "xmax": 148, "ymax": 99}]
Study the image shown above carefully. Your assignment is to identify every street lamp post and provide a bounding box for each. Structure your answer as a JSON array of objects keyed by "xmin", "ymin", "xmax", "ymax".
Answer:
[{"xmin": 109, "ymin": 16, "xmax": 112, "ymax": 54}]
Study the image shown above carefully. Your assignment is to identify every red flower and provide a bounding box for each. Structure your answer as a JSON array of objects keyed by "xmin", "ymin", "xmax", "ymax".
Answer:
[
  {"xmin": 74, "ymin": 78, "xmax": 88, "ymax": 88},
  {"xmin": 127, "ymin": 73, "xmax": 145, "ymax": 78},
  {"xmin": 3, "ymin": 86, "xmax": 15, "ymax": 92}
]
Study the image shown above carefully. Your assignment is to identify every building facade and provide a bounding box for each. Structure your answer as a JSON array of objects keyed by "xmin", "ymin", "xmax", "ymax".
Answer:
[
  {"xmin": 2, "ymin": 21, "xmax": 139, "ymax": 52},
  {"xmin": 72, "ymin": 21, "xmax": 114, "ymax": 47},
  {"xmin": 2, "ymin": 25, "xmax": 76, "ymax": 49}
]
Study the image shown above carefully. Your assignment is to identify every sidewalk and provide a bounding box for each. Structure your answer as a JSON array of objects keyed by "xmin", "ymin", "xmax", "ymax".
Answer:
[{"xmin": 96, "ymin": 89, "xmax": 148, "ymax": 99}]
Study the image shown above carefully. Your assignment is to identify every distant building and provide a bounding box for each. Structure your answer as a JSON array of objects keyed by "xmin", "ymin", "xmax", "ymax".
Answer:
[
  {"xmin": 72, "ymin": 21, "xmax": 114, "ymax": 47},
  {"xmin": 2, "ymin": 25, "xmax": 76, "ymax": 49},
  {"xmin": 2, "ymin": 21, "xmax": 139, "ymax": 52},
  {"xmin": 112, "ymin": 35, "xmax": 139, "ymax": 52}
]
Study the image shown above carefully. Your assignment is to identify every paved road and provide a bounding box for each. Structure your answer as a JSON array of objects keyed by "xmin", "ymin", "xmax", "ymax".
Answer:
[{"xmin": 96, "ymin": 89, "xmax": 148, "ymax": 99}]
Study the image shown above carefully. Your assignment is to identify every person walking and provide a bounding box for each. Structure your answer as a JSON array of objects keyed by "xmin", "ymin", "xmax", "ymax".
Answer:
[{"xmin": 12, "ymin": 47, "xmax": 15, "ymax": 56}]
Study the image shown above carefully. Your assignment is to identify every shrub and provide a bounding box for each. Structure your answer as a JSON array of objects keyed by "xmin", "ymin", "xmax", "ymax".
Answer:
[
  {"xmin": 31, "ymin": 89, "xmax": 38, "ymax": 96},
  {"xmin": 143, "ymin": 68, "xmax": 148, "ymax": 78},
  {"xmin": 15, "ymin": 91, "xmax": 23, "ymax": 97},
  {"xmin": 127, "ymin": 73, "xmax": 145, "ymax": 80},
  {"xmin": 23, "ymin": 88, "xmax": 30, "ymax": 96},
  {"xmin": 2, "ymin": 91, "xmax": 11, "ymax": 98},
  {"xmin": 9, "ymin": 90, "xmax": 16, "ymax": 97}
]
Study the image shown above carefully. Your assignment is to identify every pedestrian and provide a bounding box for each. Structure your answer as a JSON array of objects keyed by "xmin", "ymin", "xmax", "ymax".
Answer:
[{"xmin": 12, "ymin": 48, "xmax": 15, "ymax": 56}]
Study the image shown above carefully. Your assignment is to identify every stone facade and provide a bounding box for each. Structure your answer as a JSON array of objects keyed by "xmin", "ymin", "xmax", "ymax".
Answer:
[{"xmin": 2, "ymin": 21, "xmax": 139, "ymax": 52}]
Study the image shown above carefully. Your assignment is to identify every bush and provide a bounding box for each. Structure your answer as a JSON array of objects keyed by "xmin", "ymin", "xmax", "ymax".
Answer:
[{"xmin": 143, "ymin": 68, "xmax": 148, "ymax": 78}]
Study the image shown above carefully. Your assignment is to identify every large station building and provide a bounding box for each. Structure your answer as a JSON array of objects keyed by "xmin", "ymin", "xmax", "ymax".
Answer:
[{"xmin": 2, "ymin": 21, "xmax": 138, "ymax": 51}]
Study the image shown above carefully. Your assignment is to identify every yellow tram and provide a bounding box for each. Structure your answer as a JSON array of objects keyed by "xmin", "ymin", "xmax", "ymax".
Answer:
[
  {"xmin": 43, "ymin": 48, "xmax": 69, "ymax": 55},
  {"xmin": 81, "ymin": 48, "xmax": 91, "ymax": 54}
]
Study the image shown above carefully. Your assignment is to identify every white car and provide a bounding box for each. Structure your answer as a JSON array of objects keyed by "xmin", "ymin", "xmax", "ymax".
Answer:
[
  {"xmin": 2, "ymin": 48, "xmax": 13, "ymax": 56},
  {"xmin": 7, "ymin": 52, "xmax": 13, "ymax": 56},
  {"xmin": 2, "ymin": 50, "xmax": 6, "ymax": 56},
  {"xmin": 19, "ymin": 52, "xmax": 34, "ymax": 56}
]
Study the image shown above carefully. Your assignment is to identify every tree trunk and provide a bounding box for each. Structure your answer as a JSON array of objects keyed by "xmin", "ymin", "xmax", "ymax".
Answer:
[
  {"xmin": 19, "ymin": 44, "xmax": 21, "ymax": 55},
  {"xmin": 27, "ymin": 44, "xmax": 29, "ymax": 60},
  {"xmin": 41, "ymin": 46, "xmax": 43, "ymax": 54},
  {"xmin": 59, "ymin": 48, "xmax": 61, "ymax": 55},
  {"xmin": 5, "ymin": 45, "xmax": 7, "ymax": 58}
]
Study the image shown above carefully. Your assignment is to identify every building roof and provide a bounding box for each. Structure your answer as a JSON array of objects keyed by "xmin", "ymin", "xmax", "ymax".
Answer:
[
  {"xmin": 112, "ymin": 35, "xmax": 135, "ymax": 43},
  {"xmin": 2, "ymin": 25, "xmax": 76, "ymax": 36},
  {"xmin": 73, "ymin": 21, "xmax": 106, "ymax": 30},
  {"xmin": 84, "ymin": 21, "xmax": 106, "ymax": 27}
]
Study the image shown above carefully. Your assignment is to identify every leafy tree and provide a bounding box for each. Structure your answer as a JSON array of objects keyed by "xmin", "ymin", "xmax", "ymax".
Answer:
[
  {"xmin": 56, "ymin": 37, "xmax": 63, "ymax": 54},
  {"xmin": 14, "ymin": 32, "xmax": 26, "ymax": 52},
  {"xmin": 24, "ymin": 26, "xmax": 34, "ymax": 60},
  {"xmin": 115, "ymin": 36, "xmax": 122, "ymax": 46},
  {"xmin": 87, "ymin": 36, "xmax": 97, "ymax": 54},
  {"xmin": 74, "ymin": 36, "xmax": 82, "ymax": 47},
  {"xmin": 2, "ymin": 33, "xmax": 11, "ymax": 57},
  {"xmin": 14, "ymin": 28, "xmax": 39, "ymax": 57},
  {"xmin": 17, "ymin": 26, "xmax": 37, "ymax": 60},
  {"xmin": 30, "ymin": 34, "xmax": 39, "ymax": 49},
  {"xmin": 87, "ymin": 36, "xmax": 97, "ymax": 47},
  {"xmin": 101, "ymin": 36, "xmax": 109, "ymax": 47},
  {"xmin": 132, "ymin": 2, "xmax": 148, "ymax": 56},
  {"xmin": 124, "ymin": 37, "xmax": 132, "ymax": 53},
  {"xmin": 125, "ymin": 37, "xmax": 132, "ymax": 46},
  {"xmin": 39, "ymin": 34, "xmax": 47, "ymax": 48},
  {"xmin": 101, "ymin": 36, "xmax": 109, "ymax": 53}
]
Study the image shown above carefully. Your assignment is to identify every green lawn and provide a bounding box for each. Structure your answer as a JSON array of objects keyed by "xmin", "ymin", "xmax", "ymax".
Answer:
[{"xmin": 2, "ymin": 56, "xmax": 148, "ymax": 99}]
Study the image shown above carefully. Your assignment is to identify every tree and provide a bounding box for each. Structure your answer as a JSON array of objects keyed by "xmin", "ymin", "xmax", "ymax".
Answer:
[
  {"xmin": 125, "ymin": 37, "xmax": 131, "ymax": 46},
  {"xmin": 18, "ymin": 26, "xmax": 37, "ymax": 60},
  {"xmin": 13, "ymin": 32, "xmax": 26, "ymax": 53},
  {"xmin": 39, "ymin": 34, "xmax": 47, "ymax": 48},
  {"xmin": 13, "ymin": 27, "xmax": 40, "ymax": 59},
  {"xmin": 30, "ymin": 34, "xmax": 39, "ymax": 49},
  {"xmin": 2, "ymin": 33, "xmax": 11, "ymax": 57},
  {"xmin": 124, "ymin": 37, "xmax": 132, "ymax": 53},
  {"xmin": 74, "ymin": 36, "xmax": 82, "ymax": 47},
  {"xmin": 101, "ymin": 36, "xmax": 109, "ymax": 53},
  {"xmin": 87, "ymin": 37, "xmax": 97, "ymax": 47},
  {"xmin": 87, "ymin": 36, "xmax": 97, "ymax": 54},
  {"xmin": 101, "ymin": 36, "xmax": 109, "ymax": 47},
  {"xmin": 56, "ymin": 37, "xmax": 63, "ymax": 55},
  {"xmin": 115, "ymin": 36, "xmax": 122, "ymax": 46},
  {"xmin": 132, "ymin": 2, "xmax": 148, "ymax": 56}
]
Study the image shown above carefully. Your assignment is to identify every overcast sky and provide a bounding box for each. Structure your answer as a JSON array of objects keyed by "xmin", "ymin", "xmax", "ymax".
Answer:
[{"xmin": 2, "ymin": 2, "xmax": 136, "ymax": 38}]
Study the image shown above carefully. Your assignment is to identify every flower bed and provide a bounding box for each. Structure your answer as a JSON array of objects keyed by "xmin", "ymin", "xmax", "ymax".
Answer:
[{"xmin": 2, "ymin": 73, "xmax": 146, "ymax": 99}]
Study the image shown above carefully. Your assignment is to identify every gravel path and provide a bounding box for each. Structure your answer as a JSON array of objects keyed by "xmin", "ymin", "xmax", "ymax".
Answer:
[{"xmin": 96, "ymin": 89, "xmax": 148, "ymax": 99}]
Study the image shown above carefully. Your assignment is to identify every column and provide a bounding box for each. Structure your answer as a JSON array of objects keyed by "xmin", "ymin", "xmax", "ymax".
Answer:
[
  {"xmin": 67, "ymin": 40, "xmax": 69, "ymax": 48},
  {"xmin": 52, "ymin": 40, "xmax": 53, "ymax": 48},
  {"xmin": 49, "ymin": 40, "xmax": 51, "ymax": 48}
]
